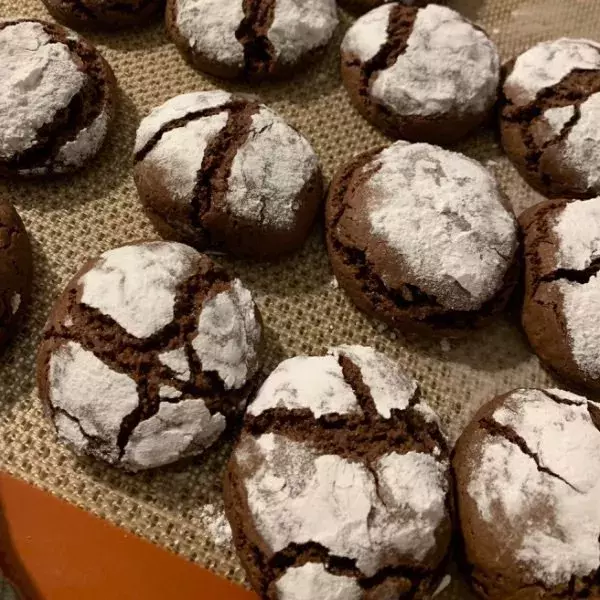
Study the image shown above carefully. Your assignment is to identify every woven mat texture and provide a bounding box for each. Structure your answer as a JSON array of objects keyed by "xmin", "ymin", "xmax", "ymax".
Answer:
[{"xmin": 1, "ymin": 0, "xmax": 598, "ymax": 596}]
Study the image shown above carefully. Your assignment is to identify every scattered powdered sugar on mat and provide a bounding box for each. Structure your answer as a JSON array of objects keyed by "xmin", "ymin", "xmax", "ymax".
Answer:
[
  {"xmin": 268, "ymin": 0, "xmax": 338, "ymax": 64},
  {"xmin": 505, "ymin": 38, "xmax": 600, "ymax": 105},
  {"xmin": 365, "ymin": 4, "xmax": 499, "ymax": 117},
  {"xmin": 0, "ymin": 21, "xmax": 85, "ymax": 158},
  {"xmin": 198, "ymin": 504, "xmax": 233, "ymax": 547},
  {"xmin": 175, "ymin": 0, "xmax": 244, "ymax": 67},
  {"xmin": 363, "ymin": 142, "xmax": 517, "ymax": 311},
  {"xmin": 468, "ymin": 388, "xmax": 600, "ymax": 586},
  {"xmin": 226, "ymin": 107, "xmax": 319, "ymax": 230}
]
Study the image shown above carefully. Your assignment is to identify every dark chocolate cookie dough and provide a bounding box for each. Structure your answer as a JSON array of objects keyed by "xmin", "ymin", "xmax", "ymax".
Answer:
[
  {"xmin": 325, "ymin": 141, "xmax": 519, "ymax": 335},
  {"xmin": 340, "ymin": 3, "xmax": 499, "ymax": 144},
  {"xmin": 224, "ymin": 345, "xmax": 453, "ymax": 600},
  {"xmin": 0, "ymin": 199, "xmax": 33, "ymax": 350},
  {"xmin": 521, "ymin": 197, "xmax": 600, "ymax": 393},
  {"xmin": 453, "ymin": 388, "xmax": 600, "ymax": 599},
  {"xmin": 166, "ymin": 0, "xmax": 339, "ymax": 81},
  {"xmin": 41, "ymin": 0, "xmax": 164, "ymax": 29},
  {"xmin": 134, "ymin": 91, "xmax": 323, "ymax": 260},
  {"xmin": 37, "ymin": 241, "xmax": 263, "ymax": 471},
  {"xmin": 500, "ymin": 39, "xmax": 600, "ymax": 199},
  {"xmin": 0, "ymin": 19, "xmax": 116, "ymax": 177}
]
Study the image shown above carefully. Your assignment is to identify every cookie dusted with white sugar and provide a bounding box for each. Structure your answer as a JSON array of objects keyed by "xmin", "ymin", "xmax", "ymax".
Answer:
[
  {"xmin": 0, "ymin": 20, "xmax": 116, "ymax": 177},
  {"xmin": 521, "ymin": 197, "xmax": 600, "ymax": 393},
  {"xmin": 339, "ymin": 0, "xmax": 436, "ymax": 16},
  {"xmin": 37, "ymin": 242, "xmax": 263, "ymax": 471},
  {"xmin": 224, "ymin": 345, "xmax": 452, "ymax": 600},
  {"xmin": 500, "ymin": 39, "xmax": 600, "ymax": 199},
  {"xmin": 133, "ymin": 92, "xmax": 323, "ymax": 260},
  {"xmin": 453, "ymin": 388, "xmax": 600, "ymax": 598},
  {"xmin": 326, "ymin": 141, "xmax": 520, "ymax": 334},
  {"xmin": 340, "ymin": 3, "xmax": 500, "ymax": 144},
  {"xmin": 165, "ymin": 0, "xmax": 339, "ymax": 80}
]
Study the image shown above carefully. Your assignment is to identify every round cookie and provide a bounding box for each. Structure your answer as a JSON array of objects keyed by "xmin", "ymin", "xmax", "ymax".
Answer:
[
  {"xmin": 521, "ymin": 197, "xmax": 600, "ymax": 393},
  {"xmin": 166, "ymin": 0, "xmax": 339, "ymax": 81},
  {"xmin": 0, "ymin": 20, "xmax": 116, "ymax": 177},
  {"xmin": 0, "ymin": 199, "xmax": 32, "ymax": 350},
  {"xmin": 41, "ymin": 0, "xmax": 164, "ymax": 29},
  {"xmin": 500, "ymin": 39, "xmax": 600, "ymax": 199},
  {"xmin": 325, "ymin": 141, "xmax": 519, "ymax": 334},
  {"xmin": 224, "ymin": 345, "xmax": 453, "ymax": 600},
  {"xmin": 453, "ymin": 388, "xmax": 600, "ymax": 599},
  {"xmin": 134, "ymin": 91, "xmax": 323, "ymax": 260},
  {"xmin": 37, "ymin": 241, "xmax": 263, "ymax": 471},
  {"xmin": 340, "ymin": 3, "xmax": 500, "ymax": 144}
]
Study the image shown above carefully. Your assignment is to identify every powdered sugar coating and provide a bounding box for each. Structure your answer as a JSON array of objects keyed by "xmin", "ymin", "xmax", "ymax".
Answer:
[
  {"xmin": 268, "ymin": 0, "xmax": 338, "ymax": 65},
  {"xmin": 122, "ymin": 399, "xmax": 226, "ymax": 471},
  {"xmin": 79, "ymin": 242, "xmax": 201, "ymax": 339},
  {"xmin": 135, "ymin": 90, "xmax": 232, "ymax": 154},
  {"xmin": 143, "ymin": 112, "xmax": 229, "ymax": 202},
  {"xmin": 466, "ymin": 388, "xmax": 600, "ymax": 586},
  {"xmin": 175, "ymin": 0, "xmax": 244, "ymax": 69},
  {"xmin": 248, "ymin": 355, "xmax": 360, "ymax": 418},
  {"xmin": 362, "ymin": 142, "xmax": 517, "ymax": 311},
  {"xmin": 505, "ymin": 39, "xmax": 600, "ymax": 106},
  {"xmin": 341, "ymin": 3, "xmax": 392, "ymax": 62},
  {"xmin": 543, "ymin": 105, "xmax": 575, "ymax": 138},
  {"xmin": 192, "ymin": 279, "xmax": 261, "ymax": 390},
  {"xmin": 241, "ymin": 433, "xmax": 449, "ymax": 577},
  {"xmin": 0, "ymin": 21, "xmax": 85, "ymax": 158},
  {"xmin": 159, "ymin": 347, "xmax": 191, "ymax": 381},
  {"xmin": 48, "ymin": 341, "xmax": 139, "ymax": 463},
  {"xmin": 226, "ymin": 107, "xmax": 319, "ymax": 230},
  {"xmin": 344, "ymin": 4, "xmax": 500, "ymax": 118},
  {"xmin": 55, "ymin": 110, "xmax": 108, "ymax": 171},
  {"xmin": 54, "ymin": 411, "xmax": 88, "ymax": 454},
  {"xmin": 333, "ymin": 345, "xmax": 418, "ymax": 417},
  {"xmin": 275, "ymin": 563, "xmax": 361, "ymax": 600}
]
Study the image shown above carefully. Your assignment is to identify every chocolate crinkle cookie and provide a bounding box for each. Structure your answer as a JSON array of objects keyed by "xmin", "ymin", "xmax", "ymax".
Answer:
[
  {"xmin": 340, "ymin": 3, "xmax": 499, "ymax": 144},
  {"xmin": 326, "ymin": 141, "xmax": 519, "ymax": 334},
  {"xmin": 453, "ymin": 388, "xmax": 600, "ymax": 599},
  {"xmin": 521, "ymin": 197, "xmax": 600, "ymax": 393},
  {"xmin": 37, "ymin": 241, "xmax": 263, "ymax": 472},
  {"xmin": 0, "ymin": 199, "xmax": 33, "ymax": 351},
  {"xmin": 224, "ymin": 345, "xmax": 453, "ymax": 600},
  {"xmin": 500, "ymin": 39, "xmax": 600, "ymax": 199},
  {"xmin": 166, "ymin": 0, "xmax": 339, "ymax": 80},
  {"xmin": 134, "ymin": 91, "xmax": 323, "ymax": 260},
  {"xmin": 0, "ymin": 20, "xmax": 116, "ymax": 177},
  {"xmin": 40, "ymin": 0, "xmax": 164, "ymax": 30},
  {"xmin": 338, "ymin": 0, "xmax": 435, "ymax": 16}
]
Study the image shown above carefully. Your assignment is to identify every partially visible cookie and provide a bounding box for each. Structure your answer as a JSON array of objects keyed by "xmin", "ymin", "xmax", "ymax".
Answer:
[
  {"xmin": 166, "ymin": 0, "xmax": 339, "ymax": 81},
  {"xmin": 224, "ymin": 345, "xmax": 453, "ymax": 600},
  {"xmin": 134, "ymin": 91, "xmax": 323, "ymax": 259},
  {"xmin": 338, "ymin": 0, "xmax": 435, "ymax": 16},
  {"xmin": 37, "ymin": 241, "xmax": 263, "ymax": 471},
  {"xmin": 521, "ymin": 197, "xmax": 600, "ymax": 393},
  {"xmin": 500, "ymin": 39, "xmax": 600, "ymax": 199},
  {"xmin": 340, "ymin": 3, "xmax": 500, "ymax": 144},
  {"xmin": 326, "ymin": 141, "xmax": 520, "ymax": 334},
  {"xmin": 41, "ymin": 0, "xmax": 164, "ymax": 29},
  {"xmin": 453, "ymin": 388, "xmax": 600, "ymax": 599},
  {"xmin": 0, "ymin": 199, "xmax": 32, "ymax": 350},
  {"xmin": 0, "ymin": 20, "xmax": 116, "ymax": 177}
]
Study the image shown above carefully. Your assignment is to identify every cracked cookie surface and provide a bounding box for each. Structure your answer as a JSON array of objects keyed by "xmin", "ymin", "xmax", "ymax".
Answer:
[
  {"xmin": 0, "ymin": 198, "xmax": 33, "ymax": 350},
  {"xmin": 40, "ymin": 0, "xmax": 164, "ymax": 29},
  {"xmin": 521, "ymin": 197, "xmax": 600, "ymax": 393},
  {"xmin": 453, "ymin": 388, "xmax": 600, "ymax": 599},
  {"xmin": 37, "ymin": 241, "xmax": 263, "ymax": 471},
  {"xmin": 338, "ymin": 0, "xmax": 433, "ymax": 16},
  {"xmin": 500, "ymin": 39, "xmax": 600, "ymax": 199},
  {"xmin": 340, "ymin": 3, "xmax": 499, "ymax": 144},
  {"xmin": 0, "ymin": 19, "xmax": 116, "ymax": 177},
  {"xmin": 165, "ymin": 0, "xmax": 338, "ymax": 80},
  {"xmin": 224, "ymin": 345, "xmax": 453, "ymax": 600},
  {"xmin": 325, "ymin": 141, "xmax": 520, "ymax": 335},
  {"xmin": 133, "ymin": 91, "xmax": 323, "ymax": 259}
]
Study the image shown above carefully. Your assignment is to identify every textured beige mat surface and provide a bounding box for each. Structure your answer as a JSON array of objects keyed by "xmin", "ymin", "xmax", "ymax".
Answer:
[{"xmin": 0, "ymin": 0, "xmax": 596, "ymax": 596}]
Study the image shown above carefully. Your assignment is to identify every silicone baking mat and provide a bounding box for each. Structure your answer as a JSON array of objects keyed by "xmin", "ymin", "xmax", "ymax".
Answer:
[{"xmin": 1, "ymin": 0, "xmax": 598, "ymax": 596}]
